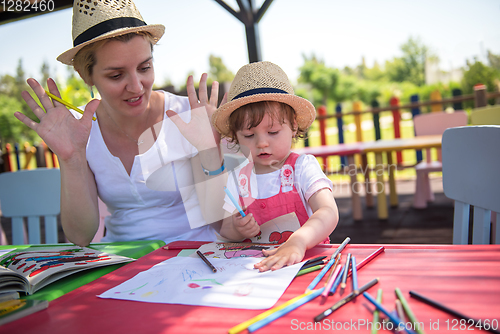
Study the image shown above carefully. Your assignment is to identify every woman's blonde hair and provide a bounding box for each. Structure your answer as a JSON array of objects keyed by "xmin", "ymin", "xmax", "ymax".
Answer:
[{"xmin": 72, "ymin": 32, "xmax": 156, "ymax": 85}]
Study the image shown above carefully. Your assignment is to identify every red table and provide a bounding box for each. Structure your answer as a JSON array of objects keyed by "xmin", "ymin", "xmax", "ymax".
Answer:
[{"xmin": 4, "ymin": 243, "xmax": 500, "ymax": 334}]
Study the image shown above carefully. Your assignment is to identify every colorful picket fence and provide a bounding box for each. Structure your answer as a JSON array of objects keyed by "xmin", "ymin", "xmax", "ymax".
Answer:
[
  {"xmin": 1, "ymin": 85, "xmax": 498, "ymax": 173},
  {"xmin": 311, "ymin": 85, "xmax": 500, "ymax": 170}
]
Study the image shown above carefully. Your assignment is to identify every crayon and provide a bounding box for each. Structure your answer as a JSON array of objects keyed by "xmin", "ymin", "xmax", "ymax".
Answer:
[
  {"xmin": 224, "ymin": 186, "xmax": 246, "ymax": 217},
  {"xmin": 315, "ymin": 278, "xmax": 379, "ymax": 322},
  {"xmin": 348, "ymin": 246, "xmax": 385, "ymax": 276},
  {"xmin": 296, "ymin": 264, "xmax": 324, "ymax": 277},
  {"xmin": 228, "ymin": 290, "xmax": 316, "ymax": 334},
  {"xmin": 45, "ymin": 90, "xmax": 96, "ymax": 121},
  {"xmin": 305, "ymin": 237, "xmax": 350, "ymax": 292},
  {"xmin": 363, "ymin": 292, "xmax": 416, "ymax": 334},
  {"xmin": 248, "ymin": 288, "xmax": 325, "ymax": 332},
  {"xmin": 196, "ymin": 250, "xmax": 217, "ymax": 273},
  {"xmin": 395, "ymin": 288, "xmax": 425, "ymax": 334},
  {"xmin": 409, "ymin": 291, "xmax": 500, "ymax": 334}
]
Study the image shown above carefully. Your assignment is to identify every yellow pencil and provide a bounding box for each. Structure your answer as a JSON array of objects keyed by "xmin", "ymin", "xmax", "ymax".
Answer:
[
  {"xmin": 45, "ymin": 90, "xmax": 96, "ymax": 121},
  {"xmin": 228, "ymin": 290, "xmax": 315, "ymax": 334}
]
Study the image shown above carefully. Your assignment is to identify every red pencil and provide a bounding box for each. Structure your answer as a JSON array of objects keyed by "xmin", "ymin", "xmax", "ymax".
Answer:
[
  {"xmin": 348, "ymin": 246, "xmax": 384, "ymax": 276},
  {"xmin": 163, "ymin": 241, "xmax": 212, "ymax": 250}
]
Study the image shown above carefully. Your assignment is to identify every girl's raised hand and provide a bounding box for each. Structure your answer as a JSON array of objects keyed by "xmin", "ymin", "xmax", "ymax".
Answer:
[{"xmin": 14, "ymin": 78, "xmax": 99, "ymax": 163}]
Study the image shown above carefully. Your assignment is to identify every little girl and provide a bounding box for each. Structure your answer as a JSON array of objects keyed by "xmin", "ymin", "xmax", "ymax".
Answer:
[{"xmin": 212, "ymin": 61, "xmax": 339, "ymax": 272}]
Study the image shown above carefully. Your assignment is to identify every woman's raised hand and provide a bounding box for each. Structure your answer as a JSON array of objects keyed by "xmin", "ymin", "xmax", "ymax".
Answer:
[
  {"xmin": 14, "ymin": 78, "xmax": 99, "ymax": 163},
  {"xmin": 166, "ymin": 73, "xmax": 226, "ymax": 152}
]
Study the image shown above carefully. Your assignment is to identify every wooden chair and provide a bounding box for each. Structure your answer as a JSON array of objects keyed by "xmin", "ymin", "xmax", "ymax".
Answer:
[
  {"xmin": 0, "ymin": 168, "xmax": 61, "ymax": 244},
  {"xmin": 442, "ymin": 125, "xmax": 500, "ymax": 244},
  {"xmin": 471, "ymin": 105, "xmax": 500, "ymax": 125},
  {"xmin": 412, "ymin": 111, "xmax": 468, "ymax": 208}
]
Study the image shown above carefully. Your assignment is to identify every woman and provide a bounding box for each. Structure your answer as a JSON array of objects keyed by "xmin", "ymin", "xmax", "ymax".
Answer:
[{"xmin": 14, "ymin": 0, "xmax": 225, "ymax": 246}]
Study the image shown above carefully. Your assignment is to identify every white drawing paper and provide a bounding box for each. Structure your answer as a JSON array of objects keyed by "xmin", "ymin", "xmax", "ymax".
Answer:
[{"xmin": 98, "ymin": 257, "xmax": 303, "ymax": 309}]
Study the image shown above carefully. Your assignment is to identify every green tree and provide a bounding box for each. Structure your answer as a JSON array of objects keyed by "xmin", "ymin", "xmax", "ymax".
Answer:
[
  {"xmin": 363, "ymin": 61, "xmax": 386, "ymax": 82},
  {"xmin": 461, "ymin": 58, "xmax": 498, "ymax": 94},
  {"xmin": 0, "ymin": 95, "xmax": 28, "ymax": 144},
  {"xmin": 0, "ymin": 60, "xmax": 39, "ymax": 144},
  {"xmin": 208, "ymin": 55, "xmax": 234, "ymax": 85},
  {"xmin": 385, "ymin": 37, "xmax": 435, "ymax": 86},
  {"xmin": 298, "ymin": 55, "xmax": 339, "ymax": 106},
  {"xmin": 61, "ymin": 71, "xmax": 93, "ymax": 108}
]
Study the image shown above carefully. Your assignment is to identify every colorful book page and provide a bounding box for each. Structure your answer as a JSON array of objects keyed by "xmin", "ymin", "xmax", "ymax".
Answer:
[{"xmin": 194, "ymin": 242, "xmax": 280, "ymax": 259}]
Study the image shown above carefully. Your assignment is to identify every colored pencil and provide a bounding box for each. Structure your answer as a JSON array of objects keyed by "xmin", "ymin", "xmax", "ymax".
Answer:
[
  {"xmin": 314, "ymin": 278, "xmax": 379, "ymax": 322},
  {"xmin": 228, "ymin": 290, "xmax": 316, "ymax": 334},
  {"xmin": 163, "ymin": 241, "xmax": 211, "ymax": 250},
  {"xmin": 321, "ymin": 264, "xmax": 342, "ymax": 298},
  {"xmin": 348, "ymin": 246, "xmax": 385, "ymax": 276},
  {"xmin": 305, "ymin": 237, "xmax": 350, "ymax": 292},
  {"xmin": 351, "ymin": 255, "xmax": 359, "ymax": 295},
  {"xmin": 371, "ymin": 289, "xmax": 383, "ymax": 334},
  {"xmin": 224, "ymin": 186, "xmax": 246, "ymax": 217},
  {"xmin": 328, "ymin": 265, "xmax": 345, "ymax": 295},
  {"xmin": 304, "ymin": 255, "xmax": 327, "ymax": 266},
  {"xmin": 247, "ymin": 288, "xmax": 325, "ymax": 333},
  {"xmin": 45, "ymin": 90, "xmax": 96, "ymax": 121},
  {"xmin": 395, "ymin": 288, "xmax": 425, "ymax": 334},
  {"xmin": 409, "ymin": 291, "xmax": 500, "ymax": 334},
  {"xmin": 300, "ymin": 259, "xmax": 327, "ymax": 270},
  {"xmin": 363, "ymin": 292, "xmax": 416, "ymax": 334},
  {"xmin": 395, "ymin": 300, "xmax": 407, "ymax": 333},
  {"xmin": 323, "ymin": 253, "xmax": 341, "ymax": 283},
  {"xmin": 339, "ymin": 253, "xmax": 352, "ymax": 294},
  {"xmin": 196, "ymin": 250, "xmax": 217, "ymax": 273},
  {"xmin": 296, "ymin": 264, "xmax": 324, "ymax": 277}
]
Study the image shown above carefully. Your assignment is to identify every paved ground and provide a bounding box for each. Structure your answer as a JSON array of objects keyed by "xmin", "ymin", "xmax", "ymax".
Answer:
[{"xmin": 1, "ymin": 176, "xmax": 455, "ymax": 245}]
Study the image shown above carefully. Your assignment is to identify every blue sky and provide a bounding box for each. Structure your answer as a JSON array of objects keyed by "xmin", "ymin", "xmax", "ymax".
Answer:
[{"xmin": 1, "ymin": 0, "xmax": 499, "ymax": 88}]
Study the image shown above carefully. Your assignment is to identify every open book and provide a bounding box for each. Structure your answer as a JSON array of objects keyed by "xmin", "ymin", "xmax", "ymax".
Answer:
[{"xmin": 0, "ymin": 246, "xmax": 134, "ymax": 295}]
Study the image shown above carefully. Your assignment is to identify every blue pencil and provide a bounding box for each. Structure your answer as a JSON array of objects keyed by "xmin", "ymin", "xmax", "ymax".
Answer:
[
  {"xmin": 351, "ymin": 256, "xmax": 358, "ymax": 294},
  {"xmin": 363, "ymin": 292, "xmax": 416, "ymax": 334},
  {"xmin": 224, "ymin": 186, "xmax": 246, "ymax": 217},
  {"xmin": 247, "ymin": 288, "xmax": 325, "ymax": 332},
  {"xmin": 305, "ymin": 237, "xmax": 350, "ymax": 292}
]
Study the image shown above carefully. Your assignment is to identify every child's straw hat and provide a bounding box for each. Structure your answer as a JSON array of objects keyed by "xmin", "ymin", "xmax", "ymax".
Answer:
[
  {"xmin": 212, "ymin": 61, "xmax": 316, "ymax": 137},
  {"xmin": 57, "ymin": 0, "xmax": 165, "ymax": 65}
]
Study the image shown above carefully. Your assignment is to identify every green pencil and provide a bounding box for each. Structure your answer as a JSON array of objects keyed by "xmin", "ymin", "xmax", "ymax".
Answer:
[
  {"xmin": 296, "ymin": 264, "xmax": 324, "ymax": 277},
  {"xmin": 371, "ymin": 289, "xmax": 383, "ymax": 334},
  {"xmin": 395, "ymin": 288, "xmax": 425, "ymax": 334}
]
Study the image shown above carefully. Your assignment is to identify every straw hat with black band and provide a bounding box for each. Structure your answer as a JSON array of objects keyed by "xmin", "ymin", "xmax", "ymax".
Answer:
[
  {"xmin": 211, "ymin": 61, "xmax": 316, "ymax": 137},
  {"xmin": 57, "ymin": 0, "xmax": 165, "ymax": 66}
]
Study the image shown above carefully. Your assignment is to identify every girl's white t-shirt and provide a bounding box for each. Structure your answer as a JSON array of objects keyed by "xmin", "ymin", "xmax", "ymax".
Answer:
[
  {"xmin": 223, "ymin": 154, "xmax": 333, "ymax": 216},
  {"xmin": 84, "ymin": 91, "xmax": 216, "ymax": 244}
]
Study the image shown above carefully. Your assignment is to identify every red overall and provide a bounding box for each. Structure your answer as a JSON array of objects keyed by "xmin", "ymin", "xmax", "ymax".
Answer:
[{"xmin": 237, "ymin": 153, "xmax": 329, "ymax": 244}]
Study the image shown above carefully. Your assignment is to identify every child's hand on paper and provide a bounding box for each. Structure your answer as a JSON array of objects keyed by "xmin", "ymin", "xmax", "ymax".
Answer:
[
  {"xmin": 254, "ymin": 237, "xmax": 306, "ymax": 272},
  {"xmin": 232, "ymin": 212, "xmax": 260, "ymax": 239}
]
